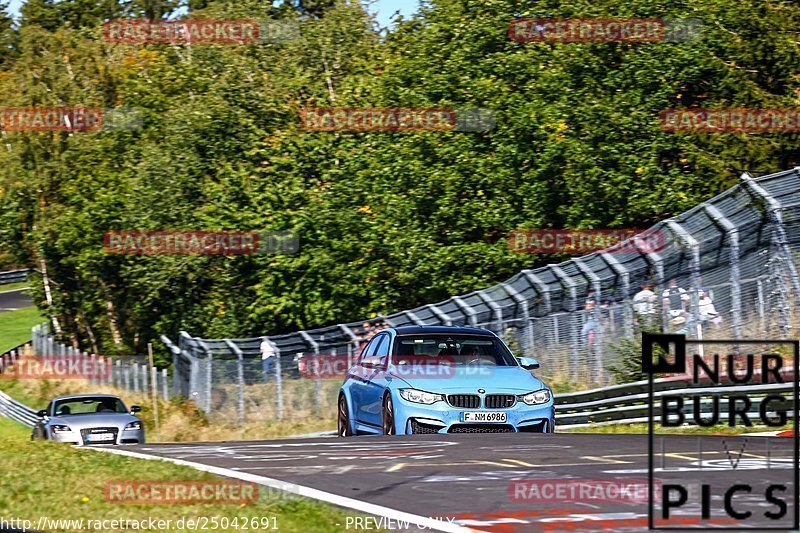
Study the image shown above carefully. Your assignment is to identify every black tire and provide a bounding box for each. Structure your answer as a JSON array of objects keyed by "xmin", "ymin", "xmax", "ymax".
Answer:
[
  {"xmin": 382, "ymin": 394, "xmax": 396, "ymax": 436},
  {"xmin": 338, "ymin": 395, "xmax": 353, "ymax": 437}
]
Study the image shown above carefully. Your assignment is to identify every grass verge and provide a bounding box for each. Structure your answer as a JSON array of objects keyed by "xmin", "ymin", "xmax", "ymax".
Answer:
[
  {"xmin": 0, "ymin": 416, "xmax": 361, "ymax": 533},
  {"xmin": 0, "ymin": 306, "xmax": 42, "ymax": 353}
]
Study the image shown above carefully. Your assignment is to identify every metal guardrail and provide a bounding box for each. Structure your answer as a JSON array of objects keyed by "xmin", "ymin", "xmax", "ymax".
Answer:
[
  {"xmin": 0, "ymin": 269, "xmax": 29, "ymax": 285},
  {"xmin": 555, "ymin": 374, "xmax": 795, "ymax": 428},
  {"xmin": 0, "ymin": 343, "xmax": 39, "ymax": 428}
]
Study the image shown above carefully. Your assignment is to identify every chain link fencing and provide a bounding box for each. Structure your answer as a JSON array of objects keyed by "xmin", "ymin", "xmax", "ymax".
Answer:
[
  {"xmin": 160, "ymin": 169, "xmax": 800, "ymax": 422},
  {"xmin": 28, "ymin": 324, "xmax": 170, "ymax": 401}
]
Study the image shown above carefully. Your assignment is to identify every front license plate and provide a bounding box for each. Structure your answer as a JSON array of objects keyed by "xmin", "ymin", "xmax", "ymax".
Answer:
[
  {"xmin": 86, "ymin": 433, "xmax": 114, "ymax": 442},
  {"xmin": 461, "ymin": 411, "xmax": 507, "ymax": 423}
]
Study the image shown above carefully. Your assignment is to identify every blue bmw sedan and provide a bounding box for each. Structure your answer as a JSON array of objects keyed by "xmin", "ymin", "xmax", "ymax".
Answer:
[{"xmin": 338, "ymin": 326, "xmax": 555, "ymax": 436}]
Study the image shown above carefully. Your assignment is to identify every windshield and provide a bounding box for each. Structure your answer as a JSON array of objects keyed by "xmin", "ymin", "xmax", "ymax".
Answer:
[
  {"xmin": 52, "ymin": 397, "xmax": 127, "ymax": 416},
  {"xmin": 392, "ymin": 335, "xmax": 517, "ymax": 366}
]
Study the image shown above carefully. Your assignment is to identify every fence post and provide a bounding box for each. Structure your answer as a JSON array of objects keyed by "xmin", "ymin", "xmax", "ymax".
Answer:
[
  {"xmin": 162, "ymin": 368, "xmax": 169, "ymax": 401},
  {"xmin": 573, "ymin": 258, "xmax": 604, "ymax": 378},
  {"xmin": 339, "ymin": 325, "xmax": 359, "ymax": 370},
  {"xmin": 427, "ymin": 304, "xmax": 454, "ymax": 326},
  {"xmin": 452, "ymin": 295, "xmax": 478, "ymax": 327},
  {"xmin": 198, "ymin": 341, "xmax": 213, "ymax": 413},
  {"xmin": 550, "ymin": 265, "xmax": 580, "ymax": 377},
  {"xmin": 666, "ymin": 221, "xmax": 701, "ymax": 339},
  {"xmin": 703, "ymin": 204, "xmax": 743, "ymax": 338},
  {"xmin": 224, "ymin": 339, "xmax": 245, "ymax": 425},
  {"xmin": 132, "ymin": 362, "xmax": 139, "ymax": 392},
  {"xmin": 634, "ymin": 228, "xmax": 666, "ymax": 331},
  {"xmin": 522, "ymin": 270, "xmax": 552, "ymax": 350},
  {"xmin": 477, "ymin": 290, "xmax": 503, "ymax": 333},
  {"xmin": 741, "ymin": 175, "xmax": 800, "ymax": 326},
  {"xmin": 499, "ymin": 282, "xmax": 531, "ymax": 353},
  {"xmin": 299, "ymin": 331, "xmax": 321, "ymax": 413}
]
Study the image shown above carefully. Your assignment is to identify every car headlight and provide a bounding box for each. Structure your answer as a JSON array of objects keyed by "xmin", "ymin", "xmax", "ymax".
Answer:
[
  {"xmin": 51, "ymin": 425, "xmax": 72, "ymax": 433},
  {"xmin": 520, "ymin": 390, "xmax": 551, "ymax": 405},
  {"xmin": 399, "ymin": 388, "xmax": 444, "ymax": 405},
  {"xmin": 124, "ymin": 421, "xmax": 142, "ymax": 431}
]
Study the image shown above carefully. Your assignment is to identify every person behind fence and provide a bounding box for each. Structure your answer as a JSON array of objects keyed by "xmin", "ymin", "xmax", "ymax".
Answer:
[
  {"xmin": 260, "ymin": 337, "xmax": 277, "ymax": 382},
  {"xmin": 698, "ymin": 290, "xmax": 722, "ymax": 330},
  {"xmin": 580, "ymin": 299, "xmax": 598, "ymax": 346},
  {"xmin": 662, "ymin": 279, "xmax": 692, "ymax": 333},
  {"xmin": 633, "ymin": 282, "xmax": 657, "ymax": 325}
]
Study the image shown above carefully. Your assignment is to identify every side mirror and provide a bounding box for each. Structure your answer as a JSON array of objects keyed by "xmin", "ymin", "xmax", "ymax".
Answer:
[
  {"xmin": 130, "ymin": 405, "xmax": 141, "ymax": 414},
  {"xmin": 36, "ymin": 409, "xmax": 48, "ymax": 418},
  {"xmin": 518, "ymin": 357, "xmax": 540, "ymax": 370}
]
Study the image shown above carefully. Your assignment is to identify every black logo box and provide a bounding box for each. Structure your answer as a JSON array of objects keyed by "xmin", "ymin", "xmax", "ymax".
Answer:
[{"xmin": 642, "ymin": 333, "xmax": 800, "ymax": 531}]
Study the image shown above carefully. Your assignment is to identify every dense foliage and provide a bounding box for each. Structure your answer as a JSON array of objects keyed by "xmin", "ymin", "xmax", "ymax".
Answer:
[{"xmin": 0, "ymin": 0, "xmax": 798, "ymax": 357}]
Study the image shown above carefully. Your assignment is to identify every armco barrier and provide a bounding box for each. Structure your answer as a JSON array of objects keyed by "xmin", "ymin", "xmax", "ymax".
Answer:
[
  {"xmin": 0, "ymin": 343, "xmax": 40, "ymax": 427},
  {"xmin": 555, "ymin": 371, "xmax": 796, "ymax": 428},
  {"xmin": 0, "ymin": 269, "xmax": 29, "ymax": 285}
]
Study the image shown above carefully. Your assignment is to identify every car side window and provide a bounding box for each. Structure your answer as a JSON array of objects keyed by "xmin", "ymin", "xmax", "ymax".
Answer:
[
  {"xmin": 373, "ymin": 334, "xmax": 390, "ymax": 369},
  {"xmin": 359, "ymin": 337, "xmax": 379, "ymax": 364}
]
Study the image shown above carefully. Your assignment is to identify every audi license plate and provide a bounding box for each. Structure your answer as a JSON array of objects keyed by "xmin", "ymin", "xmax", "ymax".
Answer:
[
  {"xmin": 86, "ymin": 433, "xmax": 114, "ymax": 442},
  {"xmin": 461, "ymin": 411, "xmax": 507, "ymax": 423}
]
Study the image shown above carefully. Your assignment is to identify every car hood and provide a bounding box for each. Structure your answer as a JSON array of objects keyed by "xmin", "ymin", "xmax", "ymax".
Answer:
[
  {"xmin": 389, "ymin": 365, "xmax": 547, "ymax": 392},
  {"xmin": 48, "ymin": 413, "xmax": 140, "ymax": 428}
]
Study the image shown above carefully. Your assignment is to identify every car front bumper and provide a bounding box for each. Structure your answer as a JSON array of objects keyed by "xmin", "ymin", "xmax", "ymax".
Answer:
[
  {"xmin": 49, "ymin": 428, "xmax": 145, "ymax": 445},
  {"xmin": 395, "ymin": 397, "xmax": 555, "ymax": 434}
]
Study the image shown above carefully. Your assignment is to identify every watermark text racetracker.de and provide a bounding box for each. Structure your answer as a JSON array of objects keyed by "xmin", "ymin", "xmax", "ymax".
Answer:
[
  {"xmin": 300, "ymin": 107, "xmax": 496, "ymax": 133},
  {"xmin": 299, "ymin": 354, "xmax": 493, "ymax": 380},
  {"xmin": 103, "ymin": 230, "xmax": 298, "ymax": 255},
  {"xmin": 509, "ymin": 479, "xmax": 660, "ymax": 504},
  {"xmin": 661, "ymin": 108, "xmax": 800, "ymax": 132},
  {"xmin": 0, "ymin": 354, "xmax": 110, "ymax": 380},
  {"xmin": 509, "ymin": 228, "xmax": 664, "ymax": 255},
  {"xmin": 105, "ymin": 481, "xmax": 260, "ymax": 505},
  {"xmin": 0, "ymin": 107, "xmax": 142, "ymax": 131},
  {"xmin": 508, "ymin": 17, "xmax": 702, "ymax": 43},
  {"xmin": 103, "ymin": 19, "xmax": 299, "ymax": 44}
]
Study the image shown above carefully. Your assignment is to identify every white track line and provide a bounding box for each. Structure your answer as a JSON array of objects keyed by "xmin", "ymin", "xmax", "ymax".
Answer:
[
  {"xmin": 89, "ymin": 446, "xmax": 477, "ymax": 533},
  {"xmin": 0, "ymin": 287, "xmax": 29, "ymax": 295}
]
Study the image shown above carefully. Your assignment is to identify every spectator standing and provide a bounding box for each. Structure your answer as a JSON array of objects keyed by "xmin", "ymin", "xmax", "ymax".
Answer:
[
  {"xmin": 698, "ymin": 290, "xmax": 722, "ymax": 331},
  {"xmin": 633, "ymin": 282, "xmax": 658, "ymax": 327},
  {"xmin": 662, "ymin": 279, "xmax": 690, "ymax": 318},
  {"xmin": 260, "ymin": 337, "xmax": 277, "ymax": 382},
  {"xmin": 581, "ymin": 299, "xmax": 598, "ymax": 346}
]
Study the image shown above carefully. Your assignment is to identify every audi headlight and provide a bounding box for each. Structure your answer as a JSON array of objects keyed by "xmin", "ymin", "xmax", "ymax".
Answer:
[
  {"xmin": 520, "ymin": 390, "xmax": 551, "ymax": 405},
  {"xmin": 124, "ymin": 421, "xmax": 142, "ymax": 431},
  {"xmin": 51, "ymin": 424, "xmax": 72, "ymax": 433},
  {"xmin": 399, "ymin": 389, "xmax": 444, "ymax": 405}
]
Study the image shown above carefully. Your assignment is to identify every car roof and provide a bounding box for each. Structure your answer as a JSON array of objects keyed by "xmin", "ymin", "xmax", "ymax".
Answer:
[
  {"xmin": 391, "ymin": 326, "xmax": 497, "ymax": 336},
  {"xmin": 52, "ymin": 394, "xmax": 122, "ymax": 402}
]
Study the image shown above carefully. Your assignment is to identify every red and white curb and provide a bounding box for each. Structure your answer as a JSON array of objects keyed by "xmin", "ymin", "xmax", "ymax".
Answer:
[{"xmin": 745, "ymin": 430, "xmax": 796, "ymax": 437}]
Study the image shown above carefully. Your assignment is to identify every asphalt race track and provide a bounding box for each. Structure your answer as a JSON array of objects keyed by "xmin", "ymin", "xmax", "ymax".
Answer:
[
  {"xmin": 114, "ymin": 433, "xmax": 798, "ymax": 532},
  {"xmin": 0, "ymin": 288, "xmax": 32, "ymax": 312}
]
